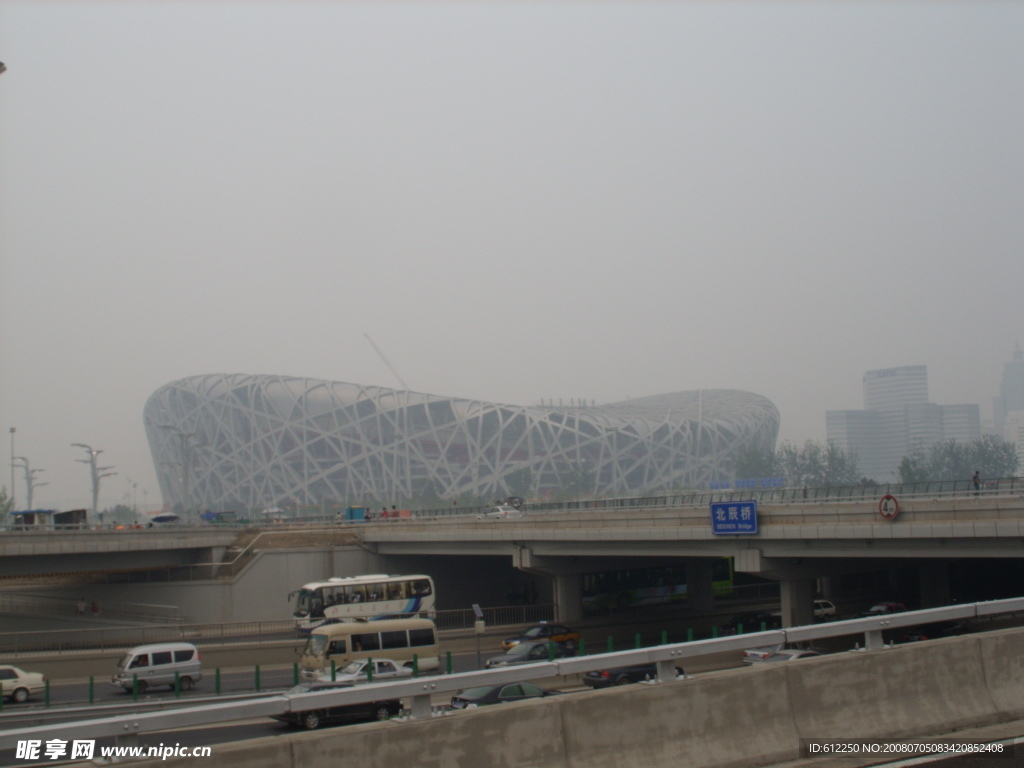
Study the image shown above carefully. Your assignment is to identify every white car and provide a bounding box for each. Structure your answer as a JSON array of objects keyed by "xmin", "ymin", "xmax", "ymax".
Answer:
[
  {"xmin": 0, "ymin": 665, "xmax": 46, "ymax": 703},
  {"xmin": 814, "ymin": 600, "xmax": 837, "ymax": 620},
  {"xmin": 320, "ymin": 659, "xmax": 414, "ymax": 684},
  {"xmin": 477, "ymin": 505, "xmax": 523, "ymax": 520}
]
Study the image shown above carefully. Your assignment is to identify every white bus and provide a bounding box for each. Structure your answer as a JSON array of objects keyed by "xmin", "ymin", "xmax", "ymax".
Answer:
[
  {"xmin": 290, "ymin": 574, "xmax": 435, "ymax": 631},
  {"xmin": 299, "ymin": 617, "xmax": 440, "ymax": 681}
]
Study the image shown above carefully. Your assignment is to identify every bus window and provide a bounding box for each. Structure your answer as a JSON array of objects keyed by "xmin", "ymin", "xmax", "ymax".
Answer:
[
  {"xmin": 381, "ymin": 630, "xmax": 407, "ymax": 650},
  {"xmin": 346, "ymin": 585, "xmax": 366, "ymax": 603},
  {"xmin": 409, "ymin": 627, "xmax": 435, "ymax": 647},
  {"xmin": 388, "ymin": 582, "xmax": 407, "ymax": 600},
  {"xmin": 352, "ymin": 632, "xmax": 380, "ymax": 652},
  {"xmin": 412, "ymin": 579, "xmax": 431, "ymax": 596},
  {"xmin": 326, "ymin": 639, "xmax": 345, "ymax": 656}
]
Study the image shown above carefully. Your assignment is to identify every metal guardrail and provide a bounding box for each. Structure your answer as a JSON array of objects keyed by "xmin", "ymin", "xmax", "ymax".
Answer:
[
  {"xmin": 0, "ymin": 606, "xmax": 557, "ymax": 654},
  {"xmin": 2, "ymin": 479, "xmax": 1021, "ymax": 534},
  {"xmin": 2, "ymin": 597, "xmax": 1023, "ymax": 749}
]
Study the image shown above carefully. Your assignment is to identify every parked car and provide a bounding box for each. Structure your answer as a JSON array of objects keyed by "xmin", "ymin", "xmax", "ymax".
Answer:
[
  {"xmin": 477, "ymin": 505, "xmax": 523, "ymax": 520},
  {"xmin": 501, "ymin": 622, "xmax": 581, "ymax": 651},
  {"xmin": 321, "ymin": 658, "xmax": 414, "ymax": 685},
  {"xmin": 743, "ymin": 644, "xmax": 823, "ymax": 664},
  {"xmin": 450, "ymin": 682, "xmax": 560, "ymax": 709},
  {"xmin": 485, "ymin": 640, "xmax": 575, "ymax": 668},
  {"xmin": 583, "ymin": 663, "xmax": 685, "ymax": 688},
  {"xmin": 814, "ymin": 600, "xmax": 838, "ymax": 620},
  {"xmin": 273, "ymin": 681, "xmax": 402, "ymax": 730},
  {"xmin": 858, "ymin": 602, "xmax": 908, "ymax": 618},
  {"xmin": 723, "ymin": 611, "xmax": 781, "ymax": 634},
  {"xmin": 0, "ymin": 665, "xmax": 46, "ymax": 703}
]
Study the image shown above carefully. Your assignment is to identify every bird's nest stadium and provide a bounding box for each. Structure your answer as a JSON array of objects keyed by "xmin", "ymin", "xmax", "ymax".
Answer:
[{"xmin": 144, "ymin": 374, "xmax": 779, "ymax": 511}]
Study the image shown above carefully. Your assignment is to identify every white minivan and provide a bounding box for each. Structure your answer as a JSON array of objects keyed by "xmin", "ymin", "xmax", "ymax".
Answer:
[{"xmin": 111, "ymin": 642, "xmax": 202, "ymax": 693}]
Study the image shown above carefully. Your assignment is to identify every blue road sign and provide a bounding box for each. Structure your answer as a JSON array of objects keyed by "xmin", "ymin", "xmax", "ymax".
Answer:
[{"xmin": 710, "ymin": 500, "xmax": 758, "ymax": 535}]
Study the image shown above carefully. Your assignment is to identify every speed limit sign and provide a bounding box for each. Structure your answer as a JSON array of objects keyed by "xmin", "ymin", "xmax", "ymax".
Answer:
[{"xmin": 879, "ymin": 494, "xmax": 900, "ymax": 520}]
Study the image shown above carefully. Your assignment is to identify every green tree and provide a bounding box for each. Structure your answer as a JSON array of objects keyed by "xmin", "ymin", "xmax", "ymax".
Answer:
[
  {"xmin": 897, "ymin": 445, "xmax": 931, "ymax": 484},
  {"xmin": 733, "ymin": 444, "xmax": 779, "ymax": 480},
  {"xmin": 502, "ymin": 467, "xmax": 535, "ymax": 498},
  {"xmin": 0, "ymin": 485, "xmax": 12, "ymax": 523},
  {"xmin": 555, "ymin": 462, "xmax": 596, "ymax": 500},
  {"xmin": 970, "ymin": 434, "xmax": 1020, "ymax": 479},
  {"xmin": 775, "ymin": 440, "xmax": 862, "ymax": 487},
  {"xmin": 904, "ymin": 436, "xmax": 1020, "ymax": 483},
  {"xmin": 925, "ymin": 440, "xmax": 975, "ymax": 482}
]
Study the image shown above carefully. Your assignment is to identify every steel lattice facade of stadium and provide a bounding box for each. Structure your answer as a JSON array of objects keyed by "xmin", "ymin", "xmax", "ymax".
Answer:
[{"xmin": 144, "ymin": 374, "xmax": 780, "ymax": 510}]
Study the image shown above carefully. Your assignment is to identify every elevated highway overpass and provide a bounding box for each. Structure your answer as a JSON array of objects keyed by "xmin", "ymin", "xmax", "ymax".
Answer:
[{"xmin": 2, "ymin": 488, "xmax": 1023, "ymax": 626}]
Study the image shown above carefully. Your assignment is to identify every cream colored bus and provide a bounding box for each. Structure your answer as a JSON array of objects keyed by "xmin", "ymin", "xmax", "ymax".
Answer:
[{"xmin": 299, "ymin": 617, "xmax": 440, "ymax": 681}]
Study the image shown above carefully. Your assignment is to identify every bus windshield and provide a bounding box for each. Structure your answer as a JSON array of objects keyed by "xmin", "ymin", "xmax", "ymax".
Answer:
[
  {"xmin": 293, "ymin": 589, "xmax": 316, "ymax": 617},
  {"xmin": 303, "ymin": 634, "xmax": 329, "ymax": 659}
]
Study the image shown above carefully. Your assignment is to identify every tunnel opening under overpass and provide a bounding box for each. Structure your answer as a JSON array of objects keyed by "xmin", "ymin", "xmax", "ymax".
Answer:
[{"xmin": 6, "ymin": 541, "xmax": 1024, "ymax": 629}]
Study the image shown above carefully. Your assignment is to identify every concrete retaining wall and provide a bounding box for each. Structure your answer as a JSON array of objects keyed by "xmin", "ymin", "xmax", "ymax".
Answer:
[{"xmin": 125, "ymin": 626, "xmax": 1024, "ymax": 768}]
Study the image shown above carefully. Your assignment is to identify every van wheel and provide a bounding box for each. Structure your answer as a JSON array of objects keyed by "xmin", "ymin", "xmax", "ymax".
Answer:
[
  {"xmin": 179, "ymin": 677, "xmax": 194, "ymax": 692},
  {"xmin": 136, "ymin": 681, "xmax": 148, "ymax": 694},
  {"xmin": 301, "ymin": 711, "xmax": 322, "ymax": 730},
  {"xmin": 615, "ymin": 676, "xmax": 633, "ymax": 686},
  {"xmin": 12, "ymin": 688, "xmax": 29, "ymax": 703},
  {"xmin": 371, "ymin": 704, "xmax": 393, "ymax": 721}
]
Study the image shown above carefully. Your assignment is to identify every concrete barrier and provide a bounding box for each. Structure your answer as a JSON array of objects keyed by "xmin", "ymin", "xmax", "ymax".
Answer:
[
  {"xmin": 88, "ymin": 626, "xmax": 1024, "ymax": 768},
  {"xmin": 10, "ymin": 639, "xmax": 305, "ymax": 681},
  {"xmin": 786, "ymin": 636, "xmax": 998, "ymax": 741}
]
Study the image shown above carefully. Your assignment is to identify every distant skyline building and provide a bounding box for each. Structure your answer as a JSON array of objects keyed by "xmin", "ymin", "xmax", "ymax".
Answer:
[
  {"xmin": 1004, "ymin": 410, "xmax": 1024, "ymax": 472},
  {"xmin": 144, "ymin": 374, "xmax": 780, "ymax": 511},
  {"xmin": 994, "ymin": 343, "xmax": 1024, "ymax": 434},
  {"xmin": 827, "ymin": 366, "xmax": 981, "ymax": 482}
]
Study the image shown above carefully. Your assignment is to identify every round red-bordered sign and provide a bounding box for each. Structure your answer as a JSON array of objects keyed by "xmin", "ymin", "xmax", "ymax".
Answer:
[{"xmin": 879, "ymin": 494, "xmax": 900, "ymax": 520}]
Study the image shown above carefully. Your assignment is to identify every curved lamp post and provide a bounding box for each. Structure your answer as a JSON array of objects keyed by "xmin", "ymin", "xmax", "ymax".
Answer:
[
  {"xmin": 158, "ymin": 426, "xmax": 207, "ymax": 522},
  {"xmin": 12, "ymin": 456, "xmax": 48, "ymax": 511},
  {"xmin": 71, "ymin": 443, "xmax": 117, "ymax": 525}
]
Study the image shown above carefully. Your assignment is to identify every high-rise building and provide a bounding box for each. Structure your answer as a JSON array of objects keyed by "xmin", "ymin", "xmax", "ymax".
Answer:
[
  {"xmin": 994, "ymin": 343, "xmax": 1024, "ymax": 433},
  {"xmin": 862, "ymin": 365, "xmax": 929, "ymax": 412},
  {"xmin": 827, "ymin": 366, "xmax": 980, "ymax": 482},
  {"xmin": 1004, "ymin": 410, "xmax": 1024, "ymax": 471}
]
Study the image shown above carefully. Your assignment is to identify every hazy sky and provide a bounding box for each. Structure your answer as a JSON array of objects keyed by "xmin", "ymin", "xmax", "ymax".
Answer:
[{"xmin": 2, "ymin": 1, "xmax": 1022, "ymax": 511}]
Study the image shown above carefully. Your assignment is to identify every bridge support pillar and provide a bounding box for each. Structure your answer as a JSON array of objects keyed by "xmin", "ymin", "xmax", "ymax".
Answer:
[
  {"xmin": 686, "ymin": 559, "xmax": 714, "ymax": 611},
  {"xmin": 553, "ymin": 571, "xmax": 583, "ymax": 624},
  {"xmin": 919, "ymin": 563, "xmax": 951, "ymax": 608},
  {"xmin": 779, "ymin": 578, "xmax": 816, "ymax": 627},
  {"xmin": 512, "ymin": 546, "xmax": 585, "ymax": 623}
]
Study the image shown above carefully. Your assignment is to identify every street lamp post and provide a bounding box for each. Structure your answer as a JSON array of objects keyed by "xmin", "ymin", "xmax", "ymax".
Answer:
[
  {"xmin": 71, "ymin": 443, "xmax": 117, "ymax": 526},
  {"xmin": 8, "ymin": 427, "xmax": 15, "ymax": 510},
  {"xmin": 158, "ymin": 426, "xmax": 206, "ymax": 522},
  {"xmin": 12, "ymin": 456, "xmax": 48, "ymax": 511}
]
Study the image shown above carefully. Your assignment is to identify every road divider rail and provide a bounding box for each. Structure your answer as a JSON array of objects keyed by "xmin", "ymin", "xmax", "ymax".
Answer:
[{"xmin": 3, "ymin": 597, "xmax": 1024, "ymax": 749}]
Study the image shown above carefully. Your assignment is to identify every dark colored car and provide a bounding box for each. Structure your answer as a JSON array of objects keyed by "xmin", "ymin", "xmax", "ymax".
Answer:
[
  {"xmin": 858, "ymin": 602, "xmax": 908, "ymax": 618},
  {"xmin": 897, "ymin": 620, "xmax": 971, "ymax": 643},
  {"xmin": 501, "ymin": 622, "xmax": 581, "ymax": 651},
  {"xmin": 450, "ymin": 681, "xmax": 560, "ymax": 709},
  {"xmin": 583, "ymin": 663, "xmax": 685, "ymax": 688},
  {"xmin": 272, "ymin": 682, "xmax": 402, "ymax": 730},
  {"xmin": 486, "ymin": 640, "xmax": 575, "ymax": 668},
  {"xmin": 723, "ymin": 611, "xmax": 781, "ymax": 634}
]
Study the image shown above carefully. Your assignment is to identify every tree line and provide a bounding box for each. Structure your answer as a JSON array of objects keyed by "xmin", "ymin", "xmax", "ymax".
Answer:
[{"xmin": 735, "ymin": 435, "xmax": 1020, "ymax": 487}]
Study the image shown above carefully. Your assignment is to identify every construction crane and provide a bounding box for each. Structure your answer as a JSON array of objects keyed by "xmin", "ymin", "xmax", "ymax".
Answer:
[{"xmin": 364, "ymin": 333, "xmax": 410, "ymax": 391}]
